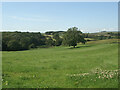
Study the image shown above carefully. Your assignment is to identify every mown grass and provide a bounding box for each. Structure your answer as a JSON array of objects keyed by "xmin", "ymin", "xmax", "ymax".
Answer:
[{"xmin": 2, "ymin": 39, "xmax": 118, "ymax": 88}]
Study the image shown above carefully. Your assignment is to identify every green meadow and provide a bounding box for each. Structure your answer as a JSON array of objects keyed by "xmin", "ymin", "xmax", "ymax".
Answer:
[{"xmin": 2, "ymin": 39, "xmax": 118, "ymax": 88}]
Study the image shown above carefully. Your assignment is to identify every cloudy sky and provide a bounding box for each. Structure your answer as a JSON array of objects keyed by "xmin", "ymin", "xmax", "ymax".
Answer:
[{"xmin": 2, "ymin": 2, "xmax": 118, "ymax": 33}]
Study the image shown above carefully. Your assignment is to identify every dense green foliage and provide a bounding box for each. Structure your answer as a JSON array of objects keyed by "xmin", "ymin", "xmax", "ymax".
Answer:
[
  {"xmin": 45, "ymin": 38, "xmax": 55, "ymax": 46},
  {"xmin": 62, "ymin": 27, "xmax": 86, "ymax": 48},
  {"xmin": 53, "ymin": 33, "xmax": 63, "ymax": 46},
  {"xmin": 2, "ymin": 27, "xmax": 85, "ymax": 51},
  {"xmin": 2, "ymin": 29, "xmax": 119, "ymax": 51},
  {"xmin": 45, "ymin": 31, "xmax": 65, "ymax": 35},
  {"xmin": 2, "ymin": 32, "xmax": 46, "ymax": 51},
  {"xmin": 83, "ymin": 31, "xmax": 119, "ymax": 41},
  {"xmin": 2, "ymin": 39, "xmax": 118, "ymax": 88}
]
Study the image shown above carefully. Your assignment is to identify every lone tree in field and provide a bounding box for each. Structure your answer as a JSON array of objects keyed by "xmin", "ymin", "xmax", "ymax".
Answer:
[{"xmin": 62, "ymin": 27, "xmax": 86, "ymax": 48}]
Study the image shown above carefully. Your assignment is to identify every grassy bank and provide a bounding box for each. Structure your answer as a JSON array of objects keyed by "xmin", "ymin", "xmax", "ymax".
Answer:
[{"xmin": 2, "ymin": 39, "xmax": 118, "ymax": 88}]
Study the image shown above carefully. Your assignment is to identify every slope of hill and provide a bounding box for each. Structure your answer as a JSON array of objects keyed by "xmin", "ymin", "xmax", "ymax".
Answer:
[{"xmin": 2, "ymin": 39, "xmax": 118, "ymax": 88}]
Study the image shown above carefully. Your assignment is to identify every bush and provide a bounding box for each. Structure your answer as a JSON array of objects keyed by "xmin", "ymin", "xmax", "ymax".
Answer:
[
  {"xmin": 45, "ymin": 38, "xmax": 55, "ymax": 46},
  {"xmin": 29, "ymin": 43, "xmax": 36, "ymax": 49},
  {"xmin": 7, "ymin": 40, "xmax": 22, "ymax": 51}
]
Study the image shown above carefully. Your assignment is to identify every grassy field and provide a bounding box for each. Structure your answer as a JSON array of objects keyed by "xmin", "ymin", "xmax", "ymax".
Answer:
[{"xmin": 2, "ymin": 39, "xmax": 118, "ymax": 88}]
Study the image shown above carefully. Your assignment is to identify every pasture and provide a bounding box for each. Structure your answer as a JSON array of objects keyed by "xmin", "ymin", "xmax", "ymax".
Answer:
[{"xmin": 2, "ymin": 39, "xmax": 118, "ymax": 88}]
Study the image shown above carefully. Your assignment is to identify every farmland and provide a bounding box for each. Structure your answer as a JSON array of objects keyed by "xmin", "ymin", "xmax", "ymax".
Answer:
[{"xmin": 2, "ymin": 39, "xmax": 118, "ymax": 88}]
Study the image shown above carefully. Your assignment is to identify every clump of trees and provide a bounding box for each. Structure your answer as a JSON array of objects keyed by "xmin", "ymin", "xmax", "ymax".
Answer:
[
  {"xmin": 45, "ymin": 37, "xmax": 55, "ymax": 46},
  {"xmin": 45, "ymin": 31, "xmax": 65, "ymax": 35},
  {"xmin": 2, "ymin": 32, "xmax": 46, "ymax": 51},
  {"xmin": 8, "ymin": 27, "xmax": 120, "ymax": 51},
  {"xmin": 62, "ymin": 27, "xmax": 86, "ymax": 48},
  {"xmin": 53, "ymin": 33, "xmax": 63, "ymax": 46},
  {"xmin": 82, "ymin": 32, "xmax": 119, "ymax": 41},
  {"xmin": 2, "ymin": 27, "xmax": 118, "ymax": 51},
  {"xmin": 2, "ymin": 31, "xmax": 64, "ymax": 51},
  {"xmin": 1, "ymin": 27, "xmax": 87, "ymax": 51}
]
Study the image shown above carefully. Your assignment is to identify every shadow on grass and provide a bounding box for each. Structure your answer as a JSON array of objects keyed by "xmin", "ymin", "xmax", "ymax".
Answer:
[{"xmin": 68, "ymin": 45, "xmax": 91, "ymax": 49}]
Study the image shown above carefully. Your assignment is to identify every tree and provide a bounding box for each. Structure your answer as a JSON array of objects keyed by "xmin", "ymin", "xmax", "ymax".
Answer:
[
  {"xmin": 29, "ymin": 43, "xmax": 36, "ymax": 49},
  {"xmin": 55, "ymin": 38, "xmax": 62, "ymax": 46},
  {"xmin": 20, "ymin": 37, "xmax": 31, "ymax": 50},
  {"xmin": 53, "ymin": 33, "xmax": 59, "ymax": 40},
  {"xmin": 79, "ymin": 35, "xmax": 86, "ymax": 44},
  {"xmin": 2, "ymin": 41, "xmax": 7, "ymax": 51},
  {"xmin": 45, "ymin": 38, "xmax": 55, "ymax": 46},
  {"xmin": 7, "ymin": 40, "xmax": 22, "ymax": 51},
  {"xmin": 45, "ymin": 31, "xmax": 54, "ymax": 35},
  {"xmin": 53, "ymin": 33, "xmax": 63, "ymax": 46},
  {"xmin": 62, "ymin": 27, "xmax": 85, "ymax": 48}
]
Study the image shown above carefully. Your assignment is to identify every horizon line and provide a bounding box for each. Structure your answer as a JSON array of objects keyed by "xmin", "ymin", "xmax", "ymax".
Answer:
[{"xmin": 0, "ymin": 30, "xmax": 119, "ymax": 33}]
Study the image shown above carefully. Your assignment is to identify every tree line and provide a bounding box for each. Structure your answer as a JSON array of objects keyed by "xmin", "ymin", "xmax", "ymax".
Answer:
[
  {"xmin": 83, "ymin": 32, "xmax": 119, "ymax": 40},
  {"xmin": 2, "ymin": 27, "xmax": 86, "ymax": 51},
  {"xmin": 2, "ymin": 27, "xmax": 118, "ymax": 51},
  {"xmin": 2, "ymin": 32, "xmax": 46, "ymax": 51}
]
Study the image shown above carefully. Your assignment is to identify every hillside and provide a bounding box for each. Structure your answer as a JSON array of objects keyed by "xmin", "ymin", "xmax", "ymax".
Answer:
[{"xmin": 2, "ymin": 39, "xmax": 118, "ymax": 88}]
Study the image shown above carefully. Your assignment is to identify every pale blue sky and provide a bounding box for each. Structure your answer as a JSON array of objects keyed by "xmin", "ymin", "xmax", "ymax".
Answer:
[{"xmin": 2, "ymin": 2, "xmax": 118, "ymax": 33}]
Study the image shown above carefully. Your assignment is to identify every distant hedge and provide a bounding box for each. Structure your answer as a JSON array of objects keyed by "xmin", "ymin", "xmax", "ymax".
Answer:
[
  {"xmin": 2, "ymin": 32, "xmax": 50, "ymax": 51},
  {"xmin": 1, "ymin": 30, "xmax": 119, "ymax": 51}
]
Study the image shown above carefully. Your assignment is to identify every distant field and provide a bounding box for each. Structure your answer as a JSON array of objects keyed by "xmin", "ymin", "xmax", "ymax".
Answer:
[{"xmin": 2, "ymin": 39, "xmax": 118, "ymax": 88}]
